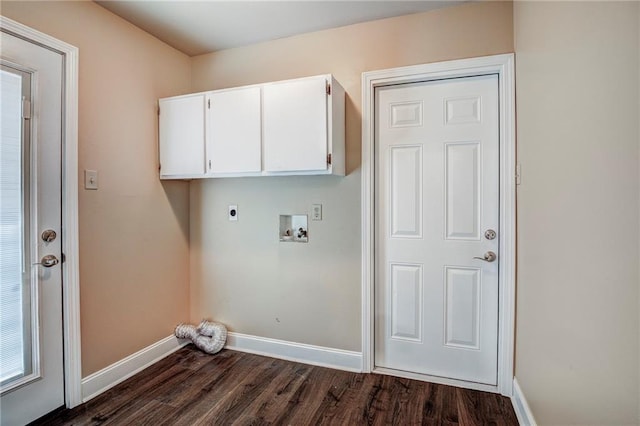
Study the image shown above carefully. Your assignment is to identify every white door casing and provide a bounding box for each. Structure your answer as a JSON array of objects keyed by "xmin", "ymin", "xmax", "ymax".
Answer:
[
  {"xmin": 375, "ymin": 76, "xmax": 499, "ymax": 385},
  {"xmin": 0, "ymin": 17, "xmax": 81, "ymax": 410},
  {"xmin": 361, "ymin": 54, "xmax": 516, "ymax": 395}
]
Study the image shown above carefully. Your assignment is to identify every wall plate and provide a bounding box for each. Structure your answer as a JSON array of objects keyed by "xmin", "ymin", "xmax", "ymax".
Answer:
[
  {"xmin": 312, "ymin": 204, "xmax": 322, "ymax": 221},
  {"xmin": 228, "ymin": 205, "xmax": 238, "ymax": 221}
]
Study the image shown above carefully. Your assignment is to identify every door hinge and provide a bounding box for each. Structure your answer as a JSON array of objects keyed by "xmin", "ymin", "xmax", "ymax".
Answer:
[
  {"xmin": 158, "ymin": 106, "xmax": 160, "ymax": 116},
  {"xmin": 515, "ymin": 163, "xmax": 521, "ymax": 185},
  {"xmin": 208, "ymin": 159, "xmax": 212, "ymax": 170},
  {"xmin": 327, "ymin": 153, "xmax": 332, "ymax": 165},
  {"xmin": 22, "ymin": 98, "xmax": 31, "ymax": 120},
  {"xmin": 208, "ymin": 99, "xmax": 211, "ymax": 109},
  {"xmin": 326, "ymin": 81, "xmax": 331, "ymax": 95}
]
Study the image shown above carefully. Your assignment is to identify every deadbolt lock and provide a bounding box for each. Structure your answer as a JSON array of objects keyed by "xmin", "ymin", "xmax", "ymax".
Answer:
[
  {"xmin": 484, "ymin": 229, "xmax": 497, "ymax": 240},
  {"xmin": 42, "ymin": 229, "xmax": 57, "ymax": 242}
]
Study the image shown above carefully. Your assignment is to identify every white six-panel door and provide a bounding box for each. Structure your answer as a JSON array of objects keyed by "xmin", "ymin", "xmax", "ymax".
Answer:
[{"xmin": 375, "ymin": 75, "xmax": 499, "ymax": 385}]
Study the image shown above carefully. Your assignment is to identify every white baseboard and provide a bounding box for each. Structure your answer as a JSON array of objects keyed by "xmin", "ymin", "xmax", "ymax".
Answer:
[
  {"xmin": 512, "ymin": 377, "xmax": 537, "ymax": 426},
  {"xmin": 225, "ymin": 332, "xmax": 362, "ymax": 373},
  {"xmin": 81, "ymin": 335, "xmax": 188, "ymax": 402}
]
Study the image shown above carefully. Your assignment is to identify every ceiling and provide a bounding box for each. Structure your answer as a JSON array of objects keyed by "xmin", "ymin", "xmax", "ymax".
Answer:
[{"xmin": 96, "ymin": 1, "xmax": 465, "ymax": 56}]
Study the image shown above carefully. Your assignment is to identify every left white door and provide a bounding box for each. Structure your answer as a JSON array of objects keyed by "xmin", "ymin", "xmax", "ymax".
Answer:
[{"xmin": 0, "ymin": 31, "xmax": 64, "ymax": 425}]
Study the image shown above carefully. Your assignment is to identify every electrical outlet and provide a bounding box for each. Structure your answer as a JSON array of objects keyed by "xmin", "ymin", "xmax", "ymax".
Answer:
[
  {"xmin": 312, "ymin": 204, "xmax": 322, "ymax": 221},
  {"xmin": 228, "ymin": 205, "xmax": 238, "ymax": 221}
]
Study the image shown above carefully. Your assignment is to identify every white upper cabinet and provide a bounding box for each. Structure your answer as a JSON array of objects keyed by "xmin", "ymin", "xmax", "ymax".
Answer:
[
  {"xmin": 158, "ymin": 74, "xmax": 344, "ymax": 179},
  {"xmin": 263, "ymin": 77, "xmax": 328, "ymax": 172},
  {"xmin": 263, "ymin": 75, "xmax": 344, "ymax": 176},
  {"xmin": 207, "ymin": 87, "xmax": 261, "ymax": 175},
  {"xmin": 158, "ymin": 93, "xmax": 206, "ymax": 179}
]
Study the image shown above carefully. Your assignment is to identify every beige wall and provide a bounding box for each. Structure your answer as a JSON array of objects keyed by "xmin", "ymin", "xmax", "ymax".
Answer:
[
  {"xmin": 190, "ymin": 1, "xmax": 513, "ymax": 351},
  {"xmin": 2, "ymin": 1, "xmax": 192, "ymax": 376},
  {"xmin": 514, "ymin": 2, "xmax": 639, "ymax": 424}
]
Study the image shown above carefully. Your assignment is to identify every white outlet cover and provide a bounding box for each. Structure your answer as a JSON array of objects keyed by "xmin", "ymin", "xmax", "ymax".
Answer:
[
  {"xmin": 312, "ymin": 204, "xmax": 322, "ymax": 221},
  {"xmin": 228, "ymin": 205, "xmax": 238, "ymax": 221}
]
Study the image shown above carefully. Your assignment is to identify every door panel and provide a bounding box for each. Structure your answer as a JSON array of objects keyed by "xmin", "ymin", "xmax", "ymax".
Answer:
[
  {"xmin": 444, "ymin": 266, "xmax": 481, "ymax": 349},
  {"xmin": 389, "ymin": 145, "xmax": 422, "ymax": 238},
  {"xmin": 389, "ymin": 263, "xmax": 423, "ymax": 342},
  {"xmin": 445, "ymin": 141, "xmax": 481, "ymax": 240},
  {"xmin": 375, "ymin": 75, "xmax": 499, "ymax": 385},
  {"xmin": 0, "ymin": 31, "xmax": 64, "ymax": 425}
]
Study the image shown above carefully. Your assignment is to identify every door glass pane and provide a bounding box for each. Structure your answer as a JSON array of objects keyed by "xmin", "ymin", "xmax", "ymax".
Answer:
[{"xmin": 0, "ymin": 66, "xmax": 34, "ymax": 390}]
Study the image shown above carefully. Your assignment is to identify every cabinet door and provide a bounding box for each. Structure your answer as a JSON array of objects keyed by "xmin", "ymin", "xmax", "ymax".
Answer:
[
  {"xmin": 208, "ymin": 87, "xmax": 261, "ymax": 174},
  {"xmin": 159, "ymin": 93, "xmax": 206, "ymax": 177},
  {"xmin": 263, "ymin": 77, "xmax": 328, "ymax": 172}
]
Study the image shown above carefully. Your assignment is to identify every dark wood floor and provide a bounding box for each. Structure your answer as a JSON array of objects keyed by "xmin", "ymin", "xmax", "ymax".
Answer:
[{"xmin": 34, "ymin": 345, "xmax": 518, "ymax": 425}]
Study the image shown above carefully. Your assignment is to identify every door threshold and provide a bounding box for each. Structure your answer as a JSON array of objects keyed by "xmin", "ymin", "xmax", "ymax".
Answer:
[{"xmin": 373, "ymin": 366, "xmax": 498, "ymax": 394}]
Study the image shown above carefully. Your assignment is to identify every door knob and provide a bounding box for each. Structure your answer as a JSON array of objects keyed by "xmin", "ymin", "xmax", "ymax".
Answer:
[
  {"xmin": 473, "ymin": 251, "xmax": 497, "ymax": 262},
  {"xmin": 34, "ymin": 254, "xmax": 59, "ymax": 268}
]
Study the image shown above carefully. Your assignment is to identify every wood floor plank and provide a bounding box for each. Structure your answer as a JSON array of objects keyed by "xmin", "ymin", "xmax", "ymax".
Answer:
[
  {"xmin": 304, "ymin": 369, "xmax": 355, "ymax": 425},
  {"xmin": 32, "ymin": 346, "xmax": 519, "ymax": 426},
  {"xmin": 155, "ymin": 349, "xmax": 245, "ymax": 408},
  {"xmin": 456, "ymin": 388, "xmax": 485, "ymax": 426},
  {"xmin": 157, "ymin": 351, "xmax": 262, "ymax": 426},
  {"xmin": 196, "ymin": 357, "xmax": 285, "ymax": 424},
  {"xmin": 232, "ymin": 361, "xmax": 310, "ymax": 424},
  {"xmin": 258, "ymin": 361, "xmax": 337, "ymax": 426}
]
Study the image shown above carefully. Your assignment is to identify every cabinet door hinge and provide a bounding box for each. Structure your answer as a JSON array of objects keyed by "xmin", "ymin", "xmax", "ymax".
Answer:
[
  {"xmin": 22, "ymin": 98, "xmax": 31, "ymax": 120},
  {"xmin": 157, "ymin": 106, "xmax": 160, "ymax": 116},
  {"xmin": 208, "ymin": 99, "xmax": 211, "ymax": 109},
  {"xmin": 327, "ymin": 153, "xmax": 332, "ymax": 166},
  {"xmin": 208, "ymin": 159, "xmax": 212, "ymax": 170},
  {"xmin": 325, "ymin": 81, "xmax": 331, "ymax": 95}
]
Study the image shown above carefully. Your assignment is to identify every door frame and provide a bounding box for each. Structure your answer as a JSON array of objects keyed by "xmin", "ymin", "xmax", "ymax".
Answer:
[
  {"xmin": 361, "ymin": 54, "xmax": 515, "ymax": 396},
  {"xmin": 0, "ymin": 17, "xmax": 82, "ymax": 408}
]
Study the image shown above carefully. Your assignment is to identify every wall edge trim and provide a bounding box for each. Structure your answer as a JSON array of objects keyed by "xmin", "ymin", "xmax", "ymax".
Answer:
[
  {"xmin": 225, "ymin": 332, "xmax": 363, "ymax": 372},
  {"xmin": 81, "ymin": 335, "xmax": 188, "ymax": 403},
  {"xmin": 511, "ymin": 377, "xmax": 537, "ymax": 426}
]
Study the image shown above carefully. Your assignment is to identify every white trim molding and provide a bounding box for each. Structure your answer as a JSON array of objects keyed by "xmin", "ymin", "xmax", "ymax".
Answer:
[
  {"xmin": 0, "ymin": 16, "xmax": 82, "ymax": 408},
  {"xmin": 512, "ymin": 378, "xmax": 537, "ymax": 426},
  {"xmin": 81, "ymin": 335, "xmax": 188, "ymax": 403},
  {"xmin": 361, "ymin": 54, "xmax": 516, "ymax": 396},
  {"xmin": 226, "ymin": 332, "xmax": 362, "ymax": 373}
]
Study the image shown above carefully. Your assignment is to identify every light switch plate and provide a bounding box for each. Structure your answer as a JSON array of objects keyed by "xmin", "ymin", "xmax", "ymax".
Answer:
[
  {"xmin": 84, "ymin": 170, "xmax": 98, "ymax": 190},
  {"xmin": 311, "ymin": 204, "xmax": 322, "ymax": 221}
]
